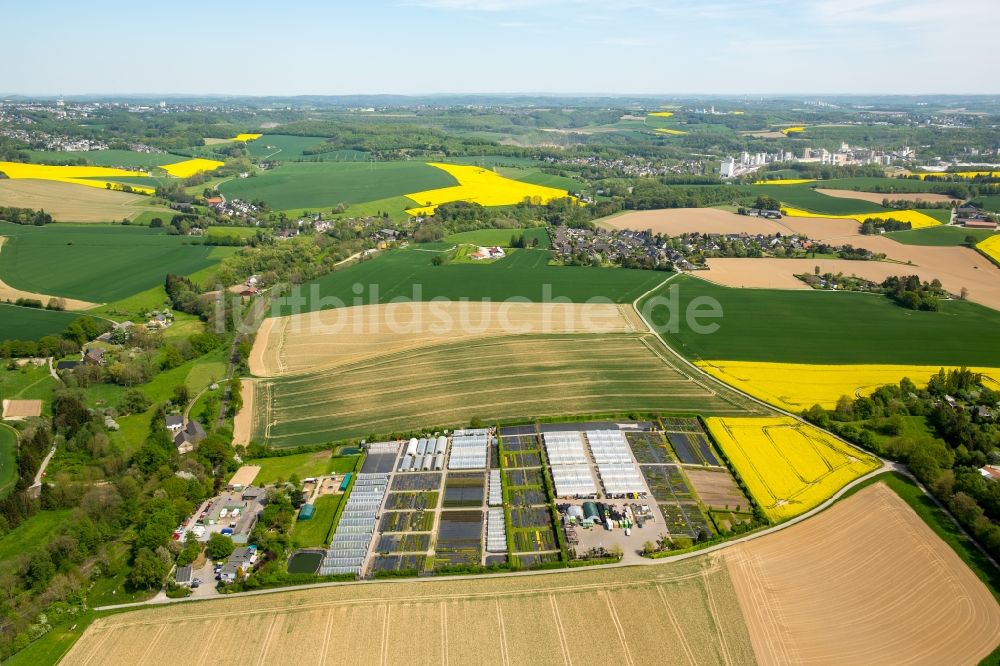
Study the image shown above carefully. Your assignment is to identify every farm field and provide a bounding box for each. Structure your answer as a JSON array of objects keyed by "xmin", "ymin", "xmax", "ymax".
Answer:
[
  {"xmin": 0, "ymin": 426, "xmax": 16, "ymax": 498},
  {"xmin": 158, "ymin": 158, "xmax": 223, "ymax": 178},
  {"xmin": 782, "ymin": 205, "xmax": 942, "ymax": 229},
  {"xmin": 0, "ymin": 162, "xmax": 155, "ymax": 195},
  {"xmin": 404, "ymin": 163, "xmax": 575, "ymax": 215},
  {"xmin": 696, "ymin": 360, "xmax": 1000, "ymax": 411},
  {"xmin": 250, "ymin": 332, "xmax": 760, "ymax": 447},
  {"xmin": 0, "ymin": 237, "xmax": 98, "ymax": 310},
  {"xmin": 818, "ymin": 176, "xmax": 967, "ymax": 193},
  {"xmin": 602, "ymin": 207, "xmax": 789, "ymax": 236},
  {"xmin": 700, "ymin": 256, "xmax": 946, "ymax": 292},
  {"xmin": 278, "ymin": 246, "xmax": 668, "ymax": 315},
  {"xmin": 643, "ymin": 275, "xmax": 1000, "ymax": 366},
  {"xmin": 61, "ymin": 555, "xmax": 754, "ymax": 666},
  {"xmin": 219, "ymin": 161, "xmax": 456, "ymax": 211},
  {"xmin": 251, "ymin": 302, "xmax": 645, "ymax": 376},
  {"xmin": 980, "ymin": 234, "xmax": 1000, "ymax": 264},
  {"xmin": 22, "ymin": 149, "xmax": 184, "ymax": 168},
  {"xmin": 444, "ymin": 226, "xmax": 550, "ymax": 248},
  {"xmin": 0, "ymin": 179, "xmax": 170, "ymax": 223},
  {"xmin": 814, "ymin": 188, "xmax": 957, "ymax": 205},
  {"xmin": 245, "ymin": 134, "xmax": 369, "ymax": 162},
  {"xmin": 886, "ymin": 225, "xmax": 994, "ymax": 246},
  {"xmin": 253, "ymin": 450, "xmax": 360, "ymax": 485},
  {"xmin": 726, "ymin": 482, "xmax": 1000, "ymax": 664},
  {"xmin": 753, "ymin": 183, "xmax": 887, "ymax": 215},
  {"xmin": 704, "ymin": 416, "xmax": 880, "ymax": 521},
  {"xmin": 0, "ymin": 222, "xmax": 232, "ymax": 303},
  {"xmin": 0, "ymin": 304, "xmax": 79, "ymax": 342},
  {"xmin": 971, "ymin": 195, "xmax": 1000, "ymax": 212}
]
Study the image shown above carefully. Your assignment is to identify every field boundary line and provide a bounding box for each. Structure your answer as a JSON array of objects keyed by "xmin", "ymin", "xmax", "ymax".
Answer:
[
  {"xmin": 255, "ymin": 614, "xmax": 278, "ymax": 666},
  {"xmin": 195, "ymin": 619, "xmax": 223, "ymax": 666},
  {"xmin": 319, "ymin": 607, "xmax": 334, "ymax": 663},
  {"xmin": 603, "ymin": 589, "xmax": 635, "ymax": 666},
  {"xmin": 495, "ymin": 598, "xmax": 510, "ymax": 666},
  {"xmin": 440, "ymin": 600, "xmax": 448, "ymax": 666},
  {"xmin": 137, "ymin": 625, "xmax": 167, "ymax": 666},
  {"xmin": 548, "ymin": 594, "xmax": 572, "ymax": 666},
  {"xmin": 380, "ymin": 603, "xmax": 390, "ymax": 666},
  {"xmin": 701, "ymin": 569, "xmax": 732, "ymax": 666},
  {"xmin": 655, "ymin": 584, "xmax": 697, "ymax": 666}
]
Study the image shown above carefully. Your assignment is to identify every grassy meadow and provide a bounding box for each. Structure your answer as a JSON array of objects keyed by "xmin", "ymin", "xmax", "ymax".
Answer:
[
  {"xmin": 0, "ymin": 223, "xmax": 231, "ymax": 303},
  {"xmin": 645, "ymin": 275, "xmax": 1000, "ymax": 366},
  {"xmin": 0, "ymin": 305, "xmax": 79, "ymax": 342},
  {"xmin": 219, "ymin": 161, "xmax": 456, "ymax": 211},
  {"xmin": 278, "ymin": 245, "xmax": 666, "ymax": 315},
  {"xmin": 23, "ymin": 149, "xmax": 187, "ymax": 168},
  {"xmin": 0, "ymin": 426, "xmax": 17, "ymax": 498},
  {"xmin": 291, "ymin": 494, "xmax": 342, "ymax": 548},
  {"xmin": 444, "ymin": 227, "xmax": 550, "ymax": 248},
  {"xmin": 886, "ymin": 225, "xmax": 994, "ymax": 246},
  {"xmin": 753, "ymin": 184, "xmax": 887, "ymax": 215},
  {"xmin": 245, "ymin": 135, "xmax": 369, "ymax": 162}
]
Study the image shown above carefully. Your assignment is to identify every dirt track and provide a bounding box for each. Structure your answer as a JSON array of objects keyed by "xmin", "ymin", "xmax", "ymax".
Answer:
[
  {"xmin": 231, "ymin": 380, "xmax": 255, "ymax": 445},
  {"xmin": 250, "ymin": 302, "xmax": 646, "ymax": 377},
  {"xmin": 815, "ymin": 188, "xmax": 958, "ymax": 205},
  {"xmin": 0, "ymin": 237, "xmax": 98, "ymax": 310},
  {"xmin": 726, "ymin": 482, "xmax": 1000, "ymax": 665}
]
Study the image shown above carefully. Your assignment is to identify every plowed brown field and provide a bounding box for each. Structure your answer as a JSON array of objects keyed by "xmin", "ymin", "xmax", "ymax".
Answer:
[
  {"xmin": 726, "ymin": 482, "xmax": 1000, "ymax": 665},
  {"xmin": 815, "ymin": 188, "xmax": 958, "ymax": 205}
]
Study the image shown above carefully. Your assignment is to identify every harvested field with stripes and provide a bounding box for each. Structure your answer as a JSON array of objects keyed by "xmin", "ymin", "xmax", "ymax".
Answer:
[
  {"xmin": 250, "ymin": 302, "xmax": 647, "ymax": 377},
  {"xmin": 62, "ymin": 556, "xmax": 754, "ymax": 666},
  {"xmin": 726, "ymin": 482, "xmax": 1000, "ymax": 665},
  {"xmin": 250, "ymin": 332, "xmax": 762, "ymax": 447}
]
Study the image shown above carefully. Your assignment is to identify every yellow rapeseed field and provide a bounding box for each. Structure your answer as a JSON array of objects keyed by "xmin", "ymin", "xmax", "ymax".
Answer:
[
  {"xmin": 404, "ymin": 163, "xmax": 575, "ymax": 216},
  {"xmin": 781, "ymin": 205, "xmax": 941, "ymax": 229},
  {"xmin": 696, "ymin": 360, "xmax": 1000, "ymax": 411},
  {"xmin": 978, "ymin": 234, "xmax": 1000, "ymax": 264},
  {"xmin": 231, "ymin": 133, "xmax": 262, "ymax": 142},
  {"xmin": 915, "ymin": 171, "xmax": 1000, "ymax": 180},
  {"xmin": 781, "ymin": 126, "xmax": 805, "ymax": 134},
  {"xmin": 0, "ymin": 161, "xmax": 155, "ymax": 195},
  {"xmin": 705, "ymin": 416, "xmax": 880, "ymax": 521},
  {"xmin": 654, "ymin": 128, "xmax": 688, "ymax": 135},
  {"xmin": 752, "ymin": 178, "xmax": 816, "ymax": 185},
  {"xmin": 648, "ymin": 111, "xmax": 674, "ymax": 117},
  {"xmin": 159, "ymin": 158, "xmax": 225, "ymax": 178}
]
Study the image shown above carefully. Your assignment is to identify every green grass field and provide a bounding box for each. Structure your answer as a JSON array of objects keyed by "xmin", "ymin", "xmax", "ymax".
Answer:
[
  {"xmin": 819, "ymin": 177, "xmax": 964, "ymax": 194},
  {"xmin": 970, "ymin": 195, "xmax": 1000, "ymax": 212},
  {"xmin": 753, "ymin": 184, "xmax": 886, "ymax": 215},
  {"xmin": 0, "ymin": 363, "xmax": 57, "ymax": 411},
  {"xmin": 444, "ymin": 227, "xmax": 550, "ymax": 248},
  {"xmin": 24, "ymin": 149, "xmax": 187, "ymax": 168},
  {"xmin": 0, "ymin": 425, "xmax": 17, "ymax": 498},
  {"xmin": 219, "ymin": 161, "xmax": 455, "ymax": 211},
  {"xmin": 246, "ymin": 135, "xmax": 369, "ymax": 162},
  {"xmin": 886, "ymin": 225, "xmax": 994, "ymax": 246},
  {"xmin": 0, "ymin": 222, "xmax": 232, "ymax": 303},
  {"xmin": 0, "ymin": 509, "xmax": 71, "ymax": 565},
  {"xmin": 253, "ymin": 332, "xmax": 760, "ymax": 447},
  {"xmin": 645, "ymin": 275, "xmax": 1000, "ymax": 366},
  {"xmin": 205, "ymin": 226, "xmax": 263, "ymax": 238},
  {"xmin": 496, "ymin": 167, "xmax": 586, "ymax": 193},
  {"xmin": 291, "ymin": 495, "xmax": 342, "ymax": 548},
  {"xmin": 253, "ymin": 451, "xmax": 361, "ymax": 485},
  {"xmin": 0, "ymin": 304, "xmax": 79, "ymax": 342},
  {"xmin": 279, "ymin": 246, "xmax": 666, "ymax": 315}
]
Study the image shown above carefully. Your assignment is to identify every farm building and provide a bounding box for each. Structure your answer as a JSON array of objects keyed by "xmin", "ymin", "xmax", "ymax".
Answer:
[
  {"xmin": 449, "ymin": 432, "xmax": 489, "ymax": 469},
  {"xmin": 543, "ymin": 432, "xmax": 588, "ymax": 465},
  {"xmin": 321, "ymin": 473, "xmax": 388, "ymax": 576},
  {"xmin": 582, "ymin": 501, "xmax": 601, "ymax": 524},
  {"xmin": 175, "ymin": 565, "xmax": 193, "ymax": 587},
  {"xmin": 228, "ymin": 465, "xmax": 261, "ymax": 491},
  {"xmin": 298, "ymin": 503, "xmax": 315, "ymax": 521},
  {"xmin": 550, "ymin": 463, "xmax": 597, "ymax": 497}
]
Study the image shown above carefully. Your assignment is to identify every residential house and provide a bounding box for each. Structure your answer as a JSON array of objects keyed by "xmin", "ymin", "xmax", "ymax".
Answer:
[
  {"xmin": 174, "ymin": 419, "xmax": 207, "ymax": 454},
  {"xmin": 165, "ymin": 415, "xmax": 184, "ymax": 434},
  {"xmin": 83, "ymin": 348, "xmax": 105, "ymax": 365}
]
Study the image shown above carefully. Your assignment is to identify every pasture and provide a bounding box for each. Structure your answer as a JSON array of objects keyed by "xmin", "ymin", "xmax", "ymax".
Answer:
[
  {"xmin": 819, "ymin": 176, "xmax": 965, "ymax": 193},
  {"xmin": 0, "ymin": 223, "xmax": 232, "ymax": 303},
  {"xmin": 219, "ymin": 161, "xmax": 456, "ymax": 211},
  {"xmin": 277, "ymin": 246, "xmax": 668, "ymax": 315},
  {"xmin": 246, "ymin": 135, "xmax": 369, "ymax": 162},
  {"xmin": 886, "ymin": 225, "xmax": 994, "ymax": 246},
  {"xmin": 61, "ymin": 555, "xmax": 754, "ymax": 666},
  {"xmin": 642, "ymin": 275, "xmax": 1000, "ymax": 366},
  {"xmin": 23, "ymin": 149, "xmax": 185, "ymax": 168},
  {"xmin": 291, "ymin": 495, "xmax": 342, "ymax": 548},
  {"xmin": 0, "ymin": 304, "xmax": 79, "ymax": 342},
  {"xmin": 705, "ymin": 416, "xmax": 879, "ymax": 521},
  {"xmin": 253, "ymin": 451, "xmax": 360, "ymax": 485},
  {"xmin": 697, "ymin": 360, "xmax": 1000, "ymax": 411},
  {"xmin": 726, "ymin": 482, "xmax": 1000, "ymax": 664},
  {"xmin": 0, "ymin": 426, "xmax": 16, "ymax": 498},
  {"xmin": 252, "ymin": 332, "xmax": 760, "ymax": 446},
  {"xmin": 444, "ymin": 227, "xmax": 550, "ymax": 248},
  {"xmin": 0, "ymin": 179, "xmax": 170, "ymax": 223}
]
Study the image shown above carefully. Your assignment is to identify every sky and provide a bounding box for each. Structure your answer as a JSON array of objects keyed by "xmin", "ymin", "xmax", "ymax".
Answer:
[{"xmin": 3, "ymin": 0, "xmax": 999, "ymax": 96}]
